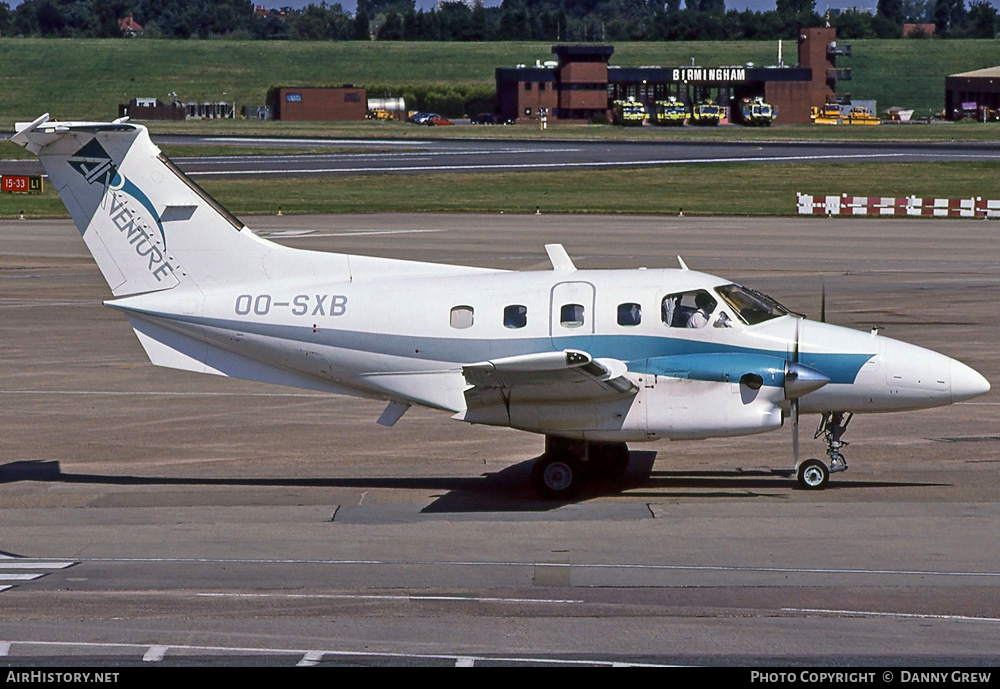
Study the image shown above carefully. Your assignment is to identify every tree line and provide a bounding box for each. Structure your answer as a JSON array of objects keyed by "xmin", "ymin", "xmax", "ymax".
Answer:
[{"xmin": 0, "ymin": 0, "xmax": 995, "ymax": 40}]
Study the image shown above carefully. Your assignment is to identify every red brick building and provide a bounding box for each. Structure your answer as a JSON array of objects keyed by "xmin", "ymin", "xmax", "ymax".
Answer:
[{"xmin": 272, "ymin": 86, "xmax": 367, "ymax": 121}]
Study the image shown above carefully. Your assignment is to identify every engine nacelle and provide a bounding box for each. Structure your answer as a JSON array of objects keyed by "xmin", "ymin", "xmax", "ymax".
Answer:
[{"xmin": 629, "ymin": 353, "xmax": 810, "ymax": 440}]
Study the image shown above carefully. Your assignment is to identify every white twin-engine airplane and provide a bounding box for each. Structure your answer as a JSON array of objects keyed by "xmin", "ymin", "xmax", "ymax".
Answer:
[{"xmin": 12, "ymin": 114, "xmax": 991, "ymax": 497}]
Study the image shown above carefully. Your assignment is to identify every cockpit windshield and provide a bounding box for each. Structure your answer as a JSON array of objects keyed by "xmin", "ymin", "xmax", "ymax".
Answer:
[{"xmin": 716, "ymin": 283, "xmax": 790, "ymax": 325}]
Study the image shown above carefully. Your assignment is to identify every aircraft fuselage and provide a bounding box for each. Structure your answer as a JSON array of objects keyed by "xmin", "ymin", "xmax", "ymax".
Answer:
[{"xmin": 107, "ymin": 265, "xmax": 988, "ymax": 442}]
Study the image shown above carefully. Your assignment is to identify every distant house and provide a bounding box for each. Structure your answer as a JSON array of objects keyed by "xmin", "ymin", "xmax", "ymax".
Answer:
[
  {"xmin": 255, "ymin": 5, "xmax": 288, "ymax": 18},
  {"xmin": 118, "ymin": 14, "xmax": 144, "ymax": 37},
  {"xmin": 903, "ymin": 23, "xmax": 935, "ymax": 38}
]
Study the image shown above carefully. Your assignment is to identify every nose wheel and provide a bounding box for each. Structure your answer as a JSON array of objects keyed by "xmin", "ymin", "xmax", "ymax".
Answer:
[
  {"xmin": 796, "ymin": 458, "xmax": 829, "ymax": 489},
  {"xmin": 794, "ymin": 412, "xmax": 853, "ymax": 490}
]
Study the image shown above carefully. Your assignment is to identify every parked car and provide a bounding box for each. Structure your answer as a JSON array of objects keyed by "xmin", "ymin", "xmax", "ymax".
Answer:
[
  {"xmin": 471, "ymin": 112, "xmax": 497, "ymax": 125},
  {"xmin": 425, "ymin": 115, "xmax": 454, "ymax": 126},
  {"xmin": 407, "ymin": 111, "xmax": 432, "ymax": 124}
]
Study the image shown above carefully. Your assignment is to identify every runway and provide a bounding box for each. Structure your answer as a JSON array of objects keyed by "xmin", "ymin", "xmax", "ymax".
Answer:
[
  {"xmin": 1, "ymin": 214, "xmax": 998, "ymax": 665},
  {"xmin": 4, "ymin": 135, "xmax": 1000, "ymax": 179}
]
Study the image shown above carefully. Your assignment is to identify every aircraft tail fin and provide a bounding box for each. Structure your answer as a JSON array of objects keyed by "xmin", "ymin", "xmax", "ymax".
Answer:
[{"xmin": 10, "ymin": 114, "xmax": 270, "ymax": 296}]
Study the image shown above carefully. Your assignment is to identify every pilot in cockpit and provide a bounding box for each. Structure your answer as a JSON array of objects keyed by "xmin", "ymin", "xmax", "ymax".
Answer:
[{"xmin": 687, "ymin": 292, "xmax": 716, "ymax": 328}]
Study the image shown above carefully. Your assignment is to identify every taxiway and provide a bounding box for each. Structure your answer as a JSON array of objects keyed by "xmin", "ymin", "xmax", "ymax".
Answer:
[{"xmin": 1, "ymin": 214, "xmax": 998, "ymax": 665}]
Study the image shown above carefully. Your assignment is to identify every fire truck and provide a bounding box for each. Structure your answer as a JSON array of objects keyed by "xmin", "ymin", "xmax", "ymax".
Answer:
[
  {"xmin": 612, "ymin": 98, "xmax": 647, "ymax": 126},
  {"xmin": 690, "ymin": 99, "xmax": 722, "ymax": 126},
  {"xmin": 737, "ymin": 97, "xmax": 775, "ymax": 126},
  {"xmin": 652, "ymin": 97, "xmax": 688, "ymax": 126}
]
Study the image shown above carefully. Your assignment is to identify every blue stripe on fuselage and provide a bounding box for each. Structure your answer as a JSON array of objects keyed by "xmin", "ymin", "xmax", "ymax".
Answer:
[
  {"xmin": 110, "ymin": 308, "xmax": 874, "ymax": 386},
  {"xmin": 549, "ymin": 334, "xmax": 871, "ymax": 385}
]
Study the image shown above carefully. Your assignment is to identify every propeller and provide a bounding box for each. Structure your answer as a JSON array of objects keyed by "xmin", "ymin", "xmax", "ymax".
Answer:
[
  {"xmin": 798, "ymin": 280, "xmax": 822, "ymax": 463},
  {"xmin": 791, "ymin": 317, "xmax": 800, "ymax": 465},
  {"xmin": 786, "ymin": 294, "xmax": 832, "ymax": 467}
]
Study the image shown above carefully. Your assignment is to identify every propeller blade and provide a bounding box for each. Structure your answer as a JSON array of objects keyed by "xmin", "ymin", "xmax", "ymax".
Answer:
[
  {"xmin": 793, "ymin": 316, "xmax": 800, "ymax": 363},
  {"xmin": 791, "ymin": 317, "xmax": 802, "ymax": 465},
  {"xmin": 792, "ymin": 399, "xmax": 800, "ymax": 465},
  {"xmin": 821, "ymin": 282, "xmax": 826, "ymax": 324}
]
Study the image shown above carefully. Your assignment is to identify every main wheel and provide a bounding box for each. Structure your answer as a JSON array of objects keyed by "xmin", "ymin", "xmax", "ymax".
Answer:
[
  {"xmin": 532, "ymin": 454, "xmax": 582, "ymax": 499},
  {"xmin": 796, "ymin": 458, "xmax": 829, "ymax": 490}
]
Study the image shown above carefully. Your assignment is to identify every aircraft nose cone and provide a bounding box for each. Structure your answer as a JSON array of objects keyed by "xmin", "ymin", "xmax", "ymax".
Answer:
[{"xmin": 952, "ymin": 359, "xmax": 991, "ymax": 402}]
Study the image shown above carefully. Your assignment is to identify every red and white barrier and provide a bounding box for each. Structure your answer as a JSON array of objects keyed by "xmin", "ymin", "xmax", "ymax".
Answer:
[{"xmin": 797, "ymin": 194, "xmax": 1000, "ymax": 218}]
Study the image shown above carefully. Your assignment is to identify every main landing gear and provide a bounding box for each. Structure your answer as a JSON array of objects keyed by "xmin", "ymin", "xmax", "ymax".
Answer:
[
  {"xmin": 795, "ymin": 411, "xmax": 853, "ymax": 490},
  {"xmin": 532, "ymin": 437, "xmax": 630, "ymax": 499}
]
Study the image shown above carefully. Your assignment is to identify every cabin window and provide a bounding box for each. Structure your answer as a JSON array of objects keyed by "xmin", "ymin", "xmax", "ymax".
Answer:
[
  {"xmin": 560, "ymin": 303, "xmax": 585, "ymax": 328},
  {"xmin": 504, "ymin": 304, "xmax": 527, "ymax": 329},
  {"xmin": 450, "ymin": 305, "xmax": 474, "ymax": 329},
  {"xmin": 617, "ymin": 302, "xmax": 642, "ymax": 326}
]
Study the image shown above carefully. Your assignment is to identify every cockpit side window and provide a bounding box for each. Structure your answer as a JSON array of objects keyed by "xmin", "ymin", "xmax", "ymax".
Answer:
[
  {"xmin": 662, "ymin": 290, "xmax": 719, "ymax": 329},
  {"xmin": 716, "ymin": 284, "xmax": 789, "ymax": 325}
]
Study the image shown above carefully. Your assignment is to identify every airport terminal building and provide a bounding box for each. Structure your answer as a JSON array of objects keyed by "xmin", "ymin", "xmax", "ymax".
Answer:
[{"xmin": 496, "ymin": 28, "xmax": 849, "ymax": 125}]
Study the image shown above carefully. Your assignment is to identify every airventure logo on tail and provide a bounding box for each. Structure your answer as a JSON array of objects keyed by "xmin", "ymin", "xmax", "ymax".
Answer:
[
  {"xmin": 67, "ymin": 139, "xmax": 117, "ymax": 187},
  {"xmin": 68, "ymin": 140, "xmax": 167, "ymax": 248},
  {"xmin": 68, "ymin": 139, "xmax": 179, "ymax": 283}
]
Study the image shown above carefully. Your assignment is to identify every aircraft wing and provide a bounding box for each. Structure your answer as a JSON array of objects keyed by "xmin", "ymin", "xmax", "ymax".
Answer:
[{"xmin": 462, "ymin": 350, "xmax": 637, "ymax": 403}]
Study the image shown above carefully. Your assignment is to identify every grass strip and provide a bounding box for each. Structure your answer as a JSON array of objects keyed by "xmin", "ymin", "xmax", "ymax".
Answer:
[{"xmin": 3, "ymin": 161, "xmax": 997, "ymax": 219}]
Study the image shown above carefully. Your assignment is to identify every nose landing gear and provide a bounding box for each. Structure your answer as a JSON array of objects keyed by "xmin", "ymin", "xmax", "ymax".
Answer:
[{"xmin": 796, "ymin": 411, "xmax": 853, "ymax": 489}]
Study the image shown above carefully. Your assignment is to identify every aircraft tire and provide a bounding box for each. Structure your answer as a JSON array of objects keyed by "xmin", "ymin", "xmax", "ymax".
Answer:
[
  {"xmin": 796, "ymin": 458, "xmax": 829, "ymax": 490},
  {"xmin": 533, "ymin": 453, "xmax": 582, "ymax": 499}
]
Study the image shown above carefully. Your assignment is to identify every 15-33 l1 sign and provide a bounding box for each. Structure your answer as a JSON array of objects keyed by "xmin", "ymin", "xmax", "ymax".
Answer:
[{"xmin": 1, "ymin": 175, "xmax": 44, "ymax": 193}]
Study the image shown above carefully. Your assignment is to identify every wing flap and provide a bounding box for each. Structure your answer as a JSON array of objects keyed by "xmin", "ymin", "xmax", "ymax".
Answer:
[{"xmin": 462, "ymin": 349, "xmax": 637, "ymax": 403}]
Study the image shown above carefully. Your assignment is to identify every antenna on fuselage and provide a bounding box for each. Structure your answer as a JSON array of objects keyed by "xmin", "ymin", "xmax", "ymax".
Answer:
[
  {"xmin": 677, "ymin": 256, "xmax": 689, "ymax": 270},
  {"xmin": 545, "ymin": 244, "xmax": 577, "ymax": 272}
]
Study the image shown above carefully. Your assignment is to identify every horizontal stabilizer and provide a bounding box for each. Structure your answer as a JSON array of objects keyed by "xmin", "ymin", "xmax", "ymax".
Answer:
[{"xmin": 126, "ymin": 314, "xmax": 365, "ymax": 397}]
